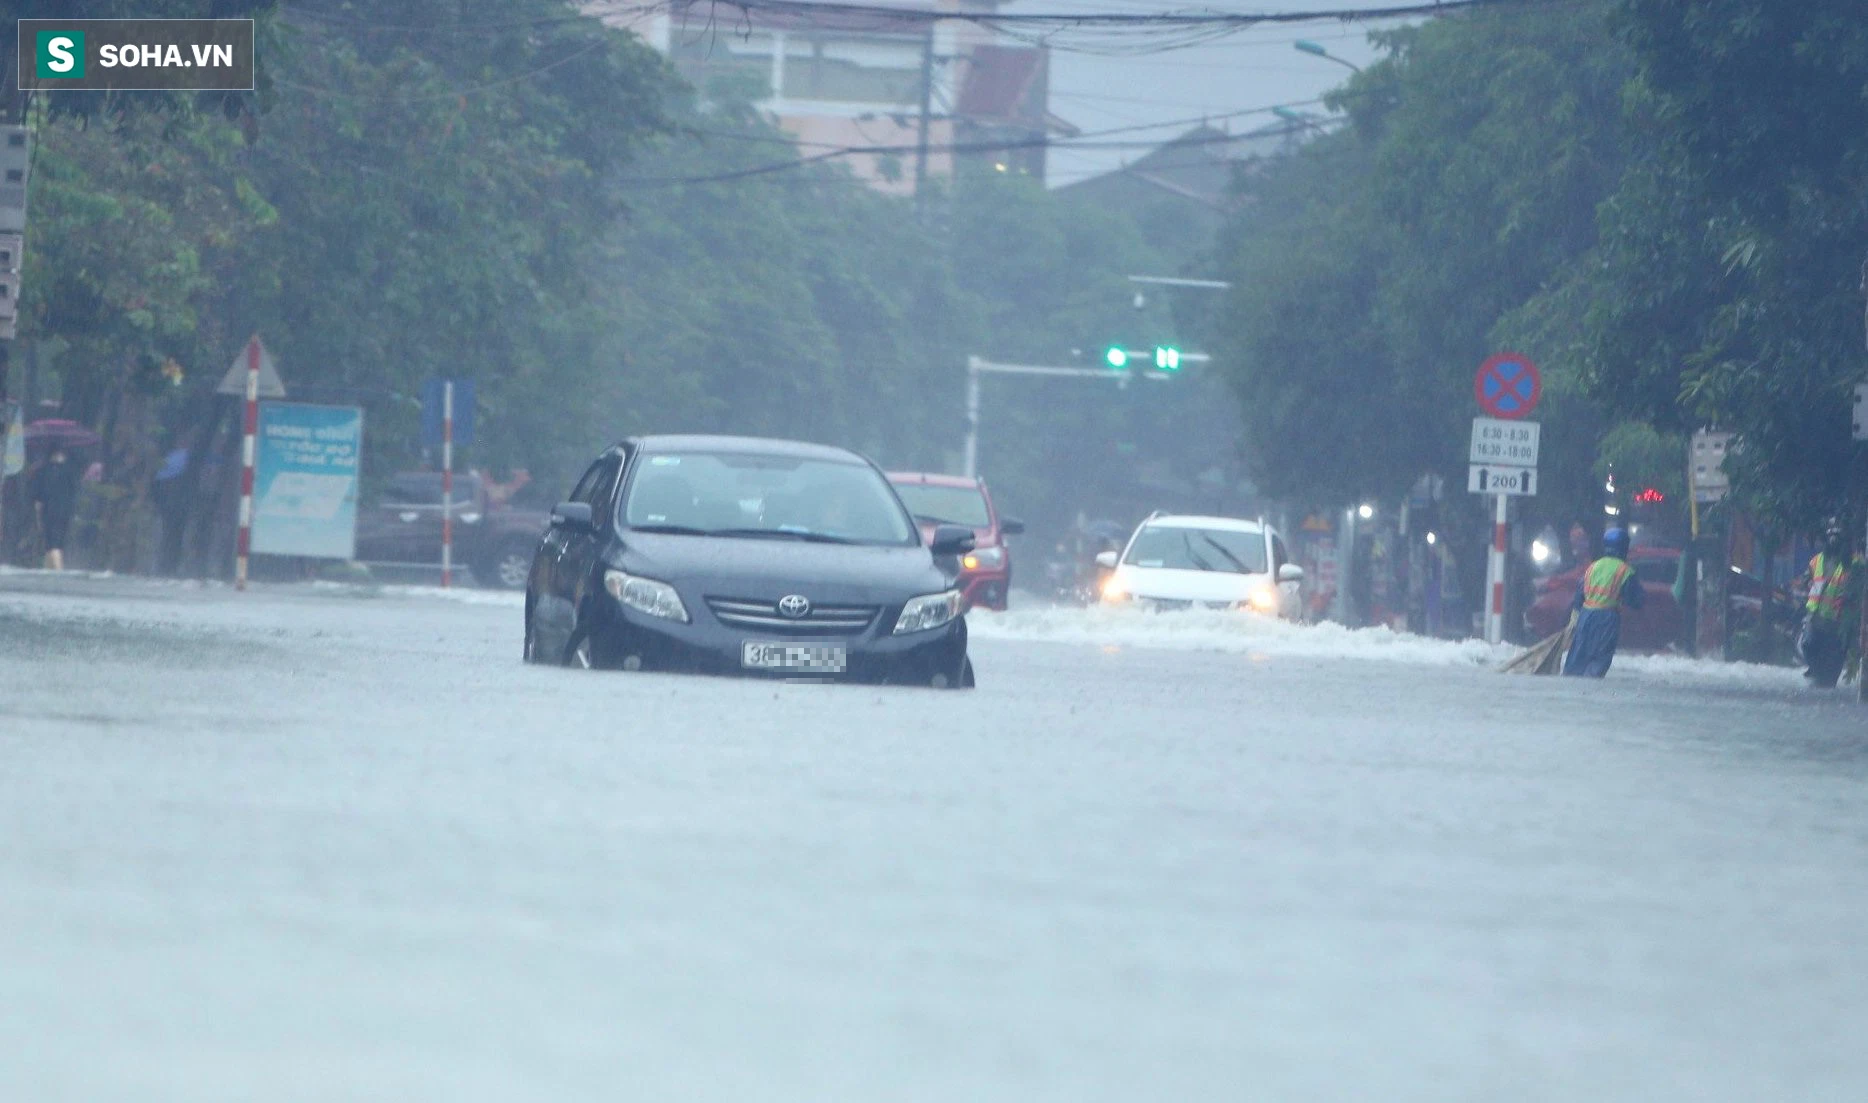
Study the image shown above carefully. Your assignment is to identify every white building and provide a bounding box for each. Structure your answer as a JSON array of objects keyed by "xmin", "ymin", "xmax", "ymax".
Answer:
[{"xmin": 594, "ymin": 1, "xmax": 1067, "ymax": 194}]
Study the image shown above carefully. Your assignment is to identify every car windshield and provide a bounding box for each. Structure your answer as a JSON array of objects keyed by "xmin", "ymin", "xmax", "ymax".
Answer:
[
  {"xmin": 892, "ymin": 483, "xmax": 990, "ymax": 528},
  {"xmin": 622, "ymin": 451, "xmax": 916, "ymax": 546},
  {"xmin": 1123, "ymin": 525, "xmax": 1268, "ymax": 574},
  {"xmin": 382, "ymin": 474, "xmax": 483, "ymax": 507}
]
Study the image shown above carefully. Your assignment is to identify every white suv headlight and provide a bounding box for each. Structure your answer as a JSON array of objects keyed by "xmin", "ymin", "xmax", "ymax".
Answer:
[
  {"xmin": 604, "ymin": 569, "xmax": 689, "ymax": 623},
  {"xmin": 893, "ymin": 590, "xmax": 962, "ymax": 634}
]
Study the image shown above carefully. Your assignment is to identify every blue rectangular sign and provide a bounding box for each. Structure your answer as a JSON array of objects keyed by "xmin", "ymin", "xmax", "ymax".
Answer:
[
  {"xmin": 251, "ymin": 403, "xmax": 362, "ymax": 559},
  {"xmin": 420, "ymin": 378, "xmax": 475, "ymax": 449}
]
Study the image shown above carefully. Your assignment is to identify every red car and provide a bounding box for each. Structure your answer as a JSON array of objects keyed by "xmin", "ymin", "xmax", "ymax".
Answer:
[
  {"xmin": 887, "ymin": 472, "xmax": 1023, "ymax": 611},
  {"xmin": 1526, "ymin": 546, "xmax": 1798, "ymax": 653},
  {"xmin": 1525, "ymin": 547, "xmax": 1687, "ymax": 652}
]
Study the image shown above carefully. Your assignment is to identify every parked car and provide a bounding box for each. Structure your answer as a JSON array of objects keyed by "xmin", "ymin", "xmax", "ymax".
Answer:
[
  {"xmin": 886, "ymin": 471, "xmax": 1023, "ymax": 611},
  {"xmin": 1522, "ymin": 546, "xmax": 1795, "ymax": 652},
  {"xmin": 355, "ymin": 472, "xmax": 550, "ymax": 589},
  {"xmin": 523, "ymin": 435, "xmax": 976, "ymax": 688},
  {"xmin": 1095, "ymin": 513, "xmax": 1304, "ymax": 619}
]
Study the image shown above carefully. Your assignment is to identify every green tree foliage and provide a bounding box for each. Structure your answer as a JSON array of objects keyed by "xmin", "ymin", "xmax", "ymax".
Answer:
[
  {"xmin": 1215, "ymin": 2, "xmax": 1636, "ymax": 529},
  {"xmin": 9, "ymin": 0, "xmax": 1224, "ymax": 571},
  {"xmin": 1556, "ymin": 0, "xmax": 1868, "ymax": 534}
]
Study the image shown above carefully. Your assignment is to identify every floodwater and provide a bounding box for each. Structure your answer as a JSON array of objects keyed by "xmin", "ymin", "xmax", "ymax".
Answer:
[{"xmin": 3, "ymin": 573, "xmax": 1865, "ymax": 1101}]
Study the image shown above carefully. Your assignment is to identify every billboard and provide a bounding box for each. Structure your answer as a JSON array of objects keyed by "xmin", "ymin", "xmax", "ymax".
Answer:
[{"xmin": 251, "ymin": 403, "xmax": 361, "ymax": 559}]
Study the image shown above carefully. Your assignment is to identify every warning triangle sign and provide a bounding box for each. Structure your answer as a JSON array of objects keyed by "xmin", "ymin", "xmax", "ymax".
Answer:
[{"xmin": 217, "ymin": 336, "xmax": 287, "ymax": 398}]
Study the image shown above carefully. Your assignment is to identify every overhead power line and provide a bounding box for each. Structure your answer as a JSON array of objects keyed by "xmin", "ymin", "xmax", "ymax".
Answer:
[
  {"xmin": 679, "ymin": 0, "xmax": 1546, "ymax": 28},
  {"xmin": 621, "ymin": 99, "xmax": 1323, "ymax": 187}
]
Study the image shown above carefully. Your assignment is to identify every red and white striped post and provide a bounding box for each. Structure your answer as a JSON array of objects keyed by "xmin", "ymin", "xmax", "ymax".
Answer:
[
  {"xmin": 1485, "ymin": 492, "xmax": 1507, "ymax": 644},
  {"xmin": 235, "ymin": 336, "xmax": 260, "ymax": 591},
  {"xmin": 440, "ymin": 379, "xmax": 454, "ymax": 588}
]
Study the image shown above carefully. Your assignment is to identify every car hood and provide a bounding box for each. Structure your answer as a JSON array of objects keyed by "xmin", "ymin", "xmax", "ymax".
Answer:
[
  {"xmin": 613, "ymin": 532, "xmax": 950, "ymax": 601},
  {"xmin": 1114, "ymin": 566, "xmax": 1268, "ymax": 602}
]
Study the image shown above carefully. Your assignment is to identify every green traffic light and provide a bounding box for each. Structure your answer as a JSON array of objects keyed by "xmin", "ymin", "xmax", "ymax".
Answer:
[
  {"xmin": 1154, "ymin": 346, "xmax": 1181, "ymax": 371},
  {"xmin": 1105, "ymin": 347, "xmax": 1129, "ymax": 369}
]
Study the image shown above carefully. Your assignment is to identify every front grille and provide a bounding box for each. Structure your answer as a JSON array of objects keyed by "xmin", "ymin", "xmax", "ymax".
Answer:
[
  {"xmin": 705, "ymin": 596, "xmax": 878, "ymax": 634},
  {"xmin": 1141, "ymin": 598, "xmax": 1235, "ymax": 612}
]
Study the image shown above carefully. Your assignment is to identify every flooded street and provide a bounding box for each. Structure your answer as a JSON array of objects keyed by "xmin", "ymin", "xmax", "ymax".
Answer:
[{"xmin": 3, "ymin": 574, "xmax": 1867, "ymax": 1101}]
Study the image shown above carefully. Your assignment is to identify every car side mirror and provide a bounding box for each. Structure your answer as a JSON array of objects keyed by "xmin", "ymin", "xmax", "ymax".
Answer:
[
  {"xmin": 551, "ymin": 501, "xmax": 593, "ymax": 530},
  {"xmin": 1000, "ymin": 518, "xmax": 1026, "ymax": 536},
  {"xmin": 1095, "ymin": 550, "xmax": 1118, "ymax": 570},
  {"xmin": 1278, "ymin": 563, "xmax": 1305, "ymax": 583},
  {"xmin": 930, "ymin": 524, "xmax": 976, "ymax": 556}
]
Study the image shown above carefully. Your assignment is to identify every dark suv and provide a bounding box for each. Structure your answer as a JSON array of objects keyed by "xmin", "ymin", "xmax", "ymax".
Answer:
[{"xmin": 356, "ymin": 472, "xmax": 550, "ymax": 589}]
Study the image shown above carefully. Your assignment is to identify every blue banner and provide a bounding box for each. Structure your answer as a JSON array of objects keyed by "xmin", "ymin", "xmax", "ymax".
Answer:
[{"xmin": 251, "ymin": 403, "xmax": 362, "ymax": 559}]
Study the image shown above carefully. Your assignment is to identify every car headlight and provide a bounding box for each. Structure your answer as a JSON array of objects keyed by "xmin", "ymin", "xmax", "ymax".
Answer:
[
  {"xmin": 604, "ymin": 569, "xmax": 689, "ymax": 623},
  {"xmin": 960, "ymin": 545, "xmax": 1005, "ymax": 571},
  {"xmin": 893, "ymin": 590, "xmax": 962, "ymax": 634},
  {"xmin": 1101, "ymin": 575, "xmax": 1129, "ymax": 602},
  {"xmin": 1243, "ymin": 585, "xmax": 1280, "ymax": 613},
  {"xmin": 459, "ymin": 510, "xmax": 483, "ymax": 525}
]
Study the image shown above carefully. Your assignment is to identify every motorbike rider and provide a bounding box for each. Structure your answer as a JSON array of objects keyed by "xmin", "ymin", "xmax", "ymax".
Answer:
[{"xmin": 1799, "ymin": 517, "xmax": 1860, "ymax": 689}]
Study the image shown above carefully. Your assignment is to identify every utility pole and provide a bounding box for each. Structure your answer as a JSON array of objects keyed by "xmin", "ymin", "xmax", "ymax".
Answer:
[
  {"xmin": 913, "ymin": 26, "xmax": 935, "ymax": 216},
  {"xmin": 1859, "ymin": 258, "xmax": 1868, "ymax": 700},
  {"xmin": 0, "ymin": 111, "xmax": 30, "ymax": 560}
]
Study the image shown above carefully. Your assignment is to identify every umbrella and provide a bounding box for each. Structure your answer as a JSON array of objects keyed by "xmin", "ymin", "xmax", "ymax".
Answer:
[{"xmin": 22, "ymin": 419, "xmax": 100, "ymax": 452}]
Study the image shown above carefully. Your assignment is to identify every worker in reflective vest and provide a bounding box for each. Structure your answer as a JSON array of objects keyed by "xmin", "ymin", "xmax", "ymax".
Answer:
[
  {"xmin": 1800, "ymin": 517, "xmax": 1857, "ymax": 688},
  {"xmin": 1563, "ymin": 527, "xmax": 1644, "ymax": 678}
]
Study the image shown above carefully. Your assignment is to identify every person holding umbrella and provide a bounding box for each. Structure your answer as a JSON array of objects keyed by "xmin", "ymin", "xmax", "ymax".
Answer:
[
  {"xmin": 29, "ymin": 446, "xmax": 79, "ymax": 570},
  {"xmin": 22, "ymin": 418, "xmax": 98, "ymax": 571}
]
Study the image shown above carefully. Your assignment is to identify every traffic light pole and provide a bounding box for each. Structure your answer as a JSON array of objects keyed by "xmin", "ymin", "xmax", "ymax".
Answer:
[{"xmin": 962, "ymin": 353, "xmax": 1209, "ymax": 478}]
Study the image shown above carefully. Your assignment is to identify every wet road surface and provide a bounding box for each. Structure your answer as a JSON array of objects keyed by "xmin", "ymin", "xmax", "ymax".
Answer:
[{"xmin": 3, "ymin": 573, "xmax": 1866, "ymax": 1101}]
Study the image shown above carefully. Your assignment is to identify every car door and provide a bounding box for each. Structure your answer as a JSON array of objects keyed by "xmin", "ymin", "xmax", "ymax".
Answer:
[{"xmin": 552, "ymin": 451, "xmax": 626, "ymax": 620}]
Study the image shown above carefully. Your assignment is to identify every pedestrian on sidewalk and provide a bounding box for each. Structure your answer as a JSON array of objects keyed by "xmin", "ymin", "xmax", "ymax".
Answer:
[
  {"xmin": 1563, "ymin": 526, "xmax": 1643, "ymax": 678},
  {"xmin": 28, "ymin": 447, "xmax": 80, "ymax": 571}
]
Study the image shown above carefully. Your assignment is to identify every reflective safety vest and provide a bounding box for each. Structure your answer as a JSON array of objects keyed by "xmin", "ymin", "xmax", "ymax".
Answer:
[
  {"xmin": 1581, "ymin": 556, "xmax": 1634, "ymax": 611},
  {"xmin": 1807, "ymin": 553, "xmax": 1850, "ymax": 620}
]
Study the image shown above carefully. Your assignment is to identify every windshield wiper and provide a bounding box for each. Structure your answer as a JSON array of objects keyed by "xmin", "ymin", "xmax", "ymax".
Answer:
[
  {"xmin": 913, "ymin": 513, "xmax": 965, "ymax": 527},
  {"xmin": 1199, "ymin": 534, "xmax": 1251, "ymax": 574},
  {"xmin": 1180, "ymin": 532, "xmax": 1217, "ymax": 572},
  {"xmin": 712, "ymin": 526, "xmax": 860, "ymax": 544},
  {"xmin": 628, "ymin": 523, "xmax": 712, "ymax": 536}
]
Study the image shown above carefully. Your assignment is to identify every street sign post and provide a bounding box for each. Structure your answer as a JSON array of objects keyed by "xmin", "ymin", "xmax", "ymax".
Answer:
[
  {"xmin": 421, "ymin": 378, "xmax": 475, "ymax": 449},
  {"xmin": 1470, "ymin": 408, "xmax": 1541, "ymax": 646},
  {"xmin": 1468, "ymin": 465, "xmax": 1536, "ymax": 496},
  {"xmin": 217, "ymin": 337, "xmax": 286, "ymax": 399},
  {"xmin": 1474, "ymin": 352, "xmax": 1541, "ymax": 419},
  {"xmin": 1470, "ymin": 417, "xmax": 1540, "ymax": 466},
  {"xmin": 1689, "ymin": 429, "xmax": 1733, "ymax": 505}
]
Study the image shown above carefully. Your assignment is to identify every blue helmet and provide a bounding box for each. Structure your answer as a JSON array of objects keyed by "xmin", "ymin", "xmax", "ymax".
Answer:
[{"xmin": 1603, "ymin": 527, "xmax": 1630, "ymax": 557}]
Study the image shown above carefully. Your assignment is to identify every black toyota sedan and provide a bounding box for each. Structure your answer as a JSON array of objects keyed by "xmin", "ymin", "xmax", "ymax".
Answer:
[{"xmin": 523, "ymin": 435, "xmax": 977, "ymax": 688}]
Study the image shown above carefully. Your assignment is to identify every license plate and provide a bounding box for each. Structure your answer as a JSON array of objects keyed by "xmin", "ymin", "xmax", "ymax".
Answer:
[{"xmin": 742, "ymin": 641, "xmax": 847, "ymax": 673}]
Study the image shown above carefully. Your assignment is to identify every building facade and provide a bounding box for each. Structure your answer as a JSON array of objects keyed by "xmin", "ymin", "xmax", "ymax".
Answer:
[{"xmin": 597, "ymin": 1, "xmax": 1065, "ymax": 194}]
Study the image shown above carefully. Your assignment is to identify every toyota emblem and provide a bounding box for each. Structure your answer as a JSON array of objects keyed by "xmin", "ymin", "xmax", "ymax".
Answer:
[{"xmin": 777, "ymin": 594, "xmax": 811, "ymax": 619}]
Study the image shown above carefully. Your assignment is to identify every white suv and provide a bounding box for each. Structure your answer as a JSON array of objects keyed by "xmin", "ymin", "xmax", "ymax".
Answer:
[{"xmin": 1096, "ymin": 513, "xmax": 1304, "ymax": 619}]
